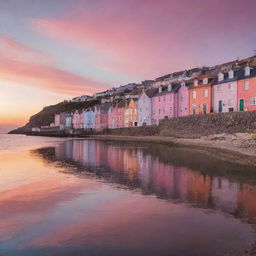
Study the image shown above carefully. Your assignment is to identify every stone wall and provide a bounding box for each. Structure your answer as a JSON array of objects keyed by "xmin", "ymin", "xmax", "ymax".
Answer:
[
  {"xmin": 159, "ymin": 111, "xmax": 256, "ymax": 138},
  {"xmin": 101, "ymin": 111, "xmax": 256, "ymax": 138}
]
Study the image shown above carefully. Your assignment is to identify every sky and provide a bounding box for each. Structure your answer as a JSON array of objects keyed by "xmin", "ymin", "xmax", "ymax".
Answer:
[{"xmin": 0, "ymin": 0, "xmax": 255, "ymax": 132}]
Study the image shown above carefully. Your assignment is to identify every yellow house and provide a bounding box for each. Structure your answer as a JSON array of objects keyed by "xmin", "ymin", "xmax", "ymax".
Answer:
[{"xmin": 124, "ymin": 99, "xmax": 138, "ymax": 127}]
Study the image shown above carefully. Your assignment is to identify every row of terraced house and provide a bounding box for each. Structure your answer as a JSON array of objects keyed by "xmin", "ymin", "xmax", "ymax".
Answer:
[{"xmin": 53, "ymin": 56, "xmax": 256, "ymax": 131}]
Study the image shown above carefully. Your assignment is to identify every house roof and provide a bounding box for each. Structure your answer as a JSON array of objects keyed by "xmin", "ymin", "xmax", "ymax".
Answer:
[
  {"xmin": 238, "ymin": 65, "xmax": 256, "ymax": 81},
  {"xmin": 153, "ymin": 83, "xmax": 180, "ymax": 97},
  {"xmin": 144, "ymin": 88, "xmax": 158, "ymax": 98},
  {"xmin": 116, "ymin": 99, "xmax": 127, "ymax": 108},
  {"xmin": 213, "ymin": 68, "xmax": 242, "ymax": 85}
]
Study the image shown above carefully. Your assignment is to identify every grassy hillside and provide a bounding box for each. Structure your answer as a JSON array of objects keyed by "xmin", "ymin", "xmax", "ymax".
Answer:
[{"xmin": 9, "ymin": 99, "xmax": 99, "ymax": 133}]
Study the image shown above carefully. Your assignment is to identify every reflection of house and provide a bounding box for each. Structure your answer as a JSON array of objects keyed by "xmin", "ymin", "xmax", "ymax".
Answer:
[
  {"xmin": 212, "ymin": 178, "xmax": 238, "ymax": 214},
  {"xmin": 187, "ymin": 171, "xmax": 212, "ymax": 206},
  {"xmin": 52, "ymin": 138, "xmax": 256, "ymax": 226},
  {"xmin": 237, "ymin": 184, "xmax": 256, "ymax": 224}
]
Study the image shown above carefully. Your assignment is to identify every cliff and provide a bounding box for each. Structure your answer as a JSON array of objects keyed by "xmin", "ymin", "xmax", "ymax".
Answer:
[{"xmin": 8, "ymin": 99, "xmax": 99, "ymax": 134}]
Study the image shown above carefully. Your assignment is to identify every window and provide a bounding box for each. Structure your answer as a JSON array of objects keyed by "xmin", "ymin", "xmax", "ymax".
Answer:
[
  {"xmin": 194, "ymin": 80, "xmax": 198, "ymax": 86},
  {"xmin": 228, "ymin": 83, "xmax": 234, "ymax": 91},
  {"xmin": 245, "ymin": 66, "xmax": 250, "ymax": 76},
  {"xmin": 159, "ymin": 109, "xmax": 161, "ymax": 115},
  {"xmin": 163, "ymin": 107, "xmax": 165, "ymax": 113},
  {"xmin": 218, "ymin": 73, "xmax": 224, "ymax": 81},
  {"xmin": 180, "ymin": 95, "xmax": 184, "ymax": 101},
  {"xmin": 228, "ymin": 99, "xmax": 233, "ymax": 106},
  {"xmin": 244, "ymin": 80, "xmax": 249, "ymax": 90},
  {"xmin": 203, "ymin": 78, "xmax": 208, "ymax": 85},
  {"xmin": 192, "ymin": 91, "xmax": 196, "ymax": 99},
  {"xmin": 170, "ymin": 95, "xmax": 172, "ymax": 101},
  {"xmin": 204, "ymin": 89, "xmax": 208, "ymax": 97},
  {"xmin": 229, "ymin": 70, "xmax": 234, "ymax": 79},
  {"xmin": 217, "ymin": 85, "xmax": 222, "ymax": 92},
  {"xmin": 159, "ymin": 97, "xmax": 161, "ymax": 102},
  {"xmin": 203, "ymin": 103, "xmax": 207, "ymax": 114},
  {"xmin": 250, "ymin": 97, "xmax": 256, "ymax": 105},
  {"xmin": 170, "ymin": 107, "xmax": 172, "ymax": 113}
]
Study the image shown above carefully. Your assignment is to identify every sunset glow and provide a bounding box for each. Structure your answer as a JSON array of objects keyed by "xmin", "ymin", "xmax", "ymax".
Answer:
[{"xmin": 0, "ymin": 0, "xmax": 255, "ymax": 132}]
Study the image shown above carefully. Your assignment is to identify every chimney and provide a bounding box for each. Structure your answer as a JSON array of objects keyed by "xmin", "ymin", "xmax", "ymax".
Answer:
[
  {"xmin": 228, "ymin": 70, "xmax": 234, "ymax": 79},
  {"xmin": 168, "ymin": 84, "xmax": 172, "ymax": 91},
  {"xmin": 218, "ymin": 72, "xmax": 224, "ymax": 82},
  {"xmin": 245, "ymin": 66, "xmax": 250, "ymax": 76}
]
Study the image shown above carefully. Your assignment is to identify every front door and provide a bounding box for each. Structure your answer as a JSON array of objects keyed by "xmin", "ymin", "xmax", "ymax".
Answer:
[
  {"xmin": 203, "ymin": 103, "xmax": 207, "ymax": 114},
  {"xmin": 239, "ymin": 99, "xmax": 244, "ymax": 111},
  {"xmin": 218, "ymin": 100, "xmax": 223, "ymax": 113}
]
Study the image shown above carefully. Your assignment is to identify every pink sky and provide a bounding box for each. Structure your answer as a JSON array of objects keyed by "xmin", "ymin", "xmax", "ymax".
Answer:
[{"xmin": 0, "ymin": 0, "xmax": 255, "ymax": 131}]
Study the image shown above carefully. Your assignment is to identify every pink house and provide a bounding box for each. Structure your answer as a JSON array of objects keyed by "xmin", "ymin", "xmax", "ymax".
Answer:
[
  {"xmin": 108, "ymin": 105, "xmax": 117, "ymax": 129},
  {"xmin": 107, "ymin": 100, "xmax": 126, "ymax": 129},
  {"xmin": 113, "ymin": 100, "xmax": 126, "ymax": 128},
  {"xmin": 177, "ymin": 81, "xmax": 190, "ymax": 117},
  {"xmin": 152, "ymin": 84, "xmax": 178, "ymax": 125},
  {"xmin": 213, "ymin": 69, "xmax": 239, "ymax": 113},
  {"xmin": 94, "ymin": 104, "xmax": 111, "ymax": 130},
  {"xmin": 72, "ymin": 110, "xmax": 83, "ymax": 129}
]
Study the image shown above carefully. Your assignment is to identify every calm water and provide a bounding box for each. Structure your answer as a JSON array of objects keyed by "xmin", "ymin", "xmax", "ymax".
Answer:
[{"xmin": 1, "ymin": 134, "xmax": 256, "ymax": 256}]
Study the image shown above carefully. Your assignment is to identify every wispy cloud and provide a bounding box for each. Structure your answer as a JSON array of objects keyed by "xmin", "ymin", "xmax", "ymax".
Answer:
[
  {"xmin": 0, "ymin": 36, "xmax": 109, "ymax": 95},
  {"xmin": 29, "ymin": 0, "xmax": 256, "ymax": 78}
]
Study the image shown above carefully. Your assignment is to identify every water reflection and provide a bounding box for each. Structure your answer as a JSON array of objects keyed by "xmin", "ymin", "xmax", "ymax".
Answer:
[{"xmin": 36, "ymin": 139, "xmax": 256, "ymax": 225}]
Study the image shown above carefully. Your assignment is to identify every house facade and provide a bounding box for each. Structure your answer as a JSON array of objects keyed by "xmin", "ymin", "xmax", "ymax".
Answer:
[
  {"xmin": 189, "ymin": 74, "xmax": 214, "ymax": 115},
  {"xmin": 72, "ymin": 110, "xmax": 83, "ymax": 129},
  {"xmin": 124, "ymin": 99, "xmax": 138, "ymax": 127},
  {"xmin": 115, "ymin": 100, "xmax": 126, "ymax": 128},
  {"xmin": 138, "ymin": 88, "xmax": 157, "ymax": 126},
  {"xmin": 94, "ymin": 104, "xmax": 110, "ymax": 130},
  {"xmin": 108, "ymin": 105, "xmax": 117, "ymax": 129},
  {"xmin": 65, "ymin": 112, "xmax": 73, "ymax": 128},
  {"xmin": 151, "ymin": 85, "xmax": 178, "ymax": 125},
  {"xmin": 54, "ymin": 112, "xmax": 66, "ymax": 128},
  {"xmin": 237, "ymin": 66, "xmax": 256, "ymax": 112},
  {"xmin": 83, "ymin": 108, "xmax": 95, "ymax": 129},
  {"xmin": 213, "ymin": 69, "xmax": 239, "ymax": 113},
  {"xmin": 177, "ymin": 81, "xmax": 190, "ymax": 117}
]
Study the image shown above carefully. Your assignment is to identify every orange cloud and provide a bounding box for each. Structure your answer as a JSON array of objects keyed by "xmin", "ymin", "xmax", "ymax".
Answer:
[{"xmin": 0, "ymin": 57, "xmax": 107, "ymax": 95}]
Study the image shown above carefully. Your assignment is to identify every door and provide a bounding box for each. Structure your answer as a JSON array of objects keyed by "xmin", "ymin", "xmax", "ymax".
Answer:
[
  {"xmin": 218, "ymin": 100, "xmax": 223, "ymax": 113},
  {"xmin": 239, "ymin": 99, "xmax": 244, "ymax": 111},
  {"xmin": 203, "ymin": 103, "xmax": 207, "ymax": 114}
]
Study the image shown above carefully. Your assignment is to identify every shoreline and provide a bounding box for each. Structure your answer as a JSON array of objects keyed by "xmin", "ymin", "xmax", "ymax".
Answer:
[
  {"xmin": 9, "ymin": 132, "xmax": 256, "ymax": 166},
  {"xmin": 86, "ymin": 134, "xmax": 256, "ymax": 167}
]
